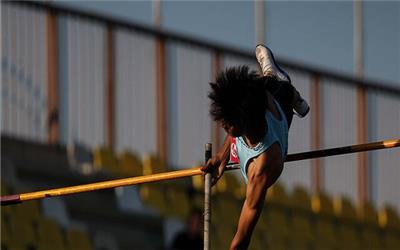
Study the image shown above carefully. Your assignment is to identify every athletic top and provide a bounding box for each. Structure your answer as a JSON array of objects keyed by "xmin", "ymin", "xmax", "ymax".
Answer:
[{"xmin": 231, "ymin": 100, "xmax": 288, "ymax": 183}]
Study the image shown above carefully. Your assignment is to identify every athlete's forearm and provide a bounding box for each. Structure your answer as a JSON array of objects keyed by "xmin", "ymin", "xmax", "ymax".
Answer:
[
  {"xmin": 230, "ymin": 199, "xmax": 263, "ymax": 250},
  {"xmin": 216, "ymin": 135, "xmax": 231, "ymax": 164}
]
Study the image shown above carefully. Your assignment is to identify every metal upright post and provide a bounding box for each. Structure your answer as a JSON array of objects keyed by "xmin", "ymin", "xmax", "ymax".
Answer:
[{"xmin": 204, "ymin": 143, "xmax": 212, "ymax": 250}]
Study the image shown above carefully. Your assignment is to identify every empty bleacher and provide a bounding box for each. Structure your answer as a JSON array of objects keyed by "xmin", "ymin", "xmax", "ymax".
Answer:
[
  {"xmin": 2, "ymin": 135, "xmax": 400, "ymax": 250},
  {"xmin": 1, "ymin": 184, "xmax": 92, "ymax": 250}
]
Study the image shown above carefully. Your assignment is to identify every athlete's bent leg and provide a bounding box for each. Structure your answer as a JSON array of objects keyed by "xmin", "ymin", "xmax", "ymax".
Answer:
[{"xmin": 255, "ymin": 44, "xmax": 309, "ymax": 118}]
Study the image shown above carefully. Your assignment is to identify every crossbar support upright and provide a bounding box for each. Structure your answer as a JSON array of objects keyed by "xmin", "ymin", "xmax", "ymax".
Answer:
[{"xmin": 204, "ymin": 143, "xmax": 212, "ymax": 250}]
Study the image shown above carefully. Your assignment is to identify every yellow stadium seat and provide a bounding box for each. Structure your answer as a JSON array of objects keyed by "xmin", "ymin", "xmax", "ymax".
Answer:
[
  {"xmin": 383, "ymin": 230, "xmax": 400, "ymax": 250},
  {"xmin": 214, "ymin": 195, "xmax": 241, "ymax": 228},
  {"xmin": 313, "ymin": 221, "xmax": 337, "ymax": 250},
  {"xmin": 118, "ymin": 151, "xmax": 142, "ymax": 177},
  {"xmin": 290, "ymin": 186, "xmax": 311, "ymax": 210},
  {"xmin": 143, "ymin": 154, "xmax": 167, "ymax": 175},
  {"xmin": 1, "ymin": 183, "xmax": 10, "ymax": 195},
  {"xmin": 142, "ymin": 154, "xmax": 190, "ymax": 188},
  {"xmin": 360, "ymin": 227, "xmax": 384, "ymax": 249},
  {"xmin": 254, "ymin": 209, "xmax": 288, "ymax": 250},
  {"xmin": 334, "ymin": 196, "xmax": 361, "ymax": 250},
  {"xmin": 333, "ymin": 196, "xmax": 357, "ymax": 220},
  {"xmin": 211, "ymin": 229, "xmax": 222, "ymax": 250},
  {"xmin": 37, "ymin": 218, "xmax": 66, "ymax": 250},
  {"xmin": 210, "ymin": 196, "xmax": 221, "ymax": 225},
  {"xmin": 140, "ymin": 154, "xmax": 173, "ymax": 215},
  {"xmin": 214, "ymin": 172, "xmax": 244, "ymax": 198},
  {"xmin": 2, "ymin": 202, "xmax": 13, "ymax": 219},
  {"xmin": 357, "ymin": 201, "xmax": 379, "ymax": 225},
  {"xmin": 14, "ymin": 200, "xmax": 41, "ymax": 222},
  {"xmin": 3, "ymin": 243, "xmax": 25, "ymax": 250},
  {"xmin": 140, "ymin": 184, "xmax": 167, "ymax": 215},
  {"xmin": 93, "ymin": 147, "xmax": 119, "ymax": 175},
  {"xmin": 311, "ymin": 192, "xmax": 334, "ymax": 215},
  {"xmin": 66, "ymin": 228, "xmax": 93, "ymax": 250},
  {"xmin": 192, "ymin": 174, "xmax": 204, "ymax": 191},
  {"xmin": 379, "ymin": 206, "xmax": 400, "ymax": 250},
  {"xmin": 259, "ymin": 216, "xmax": 287, "ymax": 250},
  {"xmin": 190, "ymin": 190, "xmax": 204, "ymax": 212},
  {"xmin": 214, "ymin": 223, "xmax": 235, "ymax": 250},
  {"xmin": 1, "ymin": 212, "xmax": 11, "ymax": 249},
  {"xmin": 254, "ymin": 183, "xmax": 289, "ymax": 249},
  {"xmin": 262, "ymin": 206, "xmax": 288, "ymax": 231},
  {"xmin": 3, "ymin": 201, "xmax": 42, "ymax": 250},
  {"xmin": 261, "ymin": 193, "xmax": 289, "ymax": 249},
  {"xmin": 311, "ymin": 192, "xmax": 338, "ymax": 250},
  {"xmin": 9, "ymin": 216, "xmax": 37, "ymax": 250},
  {"xmin": 266, "ymin": 182, "xmax": 289, "ymax": 206},
  {"xmin": 266, "ymin": 241, "xmax": 287, "ymax": 250},
  {"xmin": 379, "ymin": 206, "xmax": 400, "ymax": 230},
  {"xmin": 357, "ymin": 202, "xmax": 384, "ymax": 249},
  {"xmin": 248, "ymin": 230, "xmax": 265, "ymax": 250},
  {"xmin": 165, "ymin": 187, "xmax": 190, "ymax": 220},
  {"xmin": 289, "ymin": 215, "xmax": 313, "ymax": 250},
  {"xmin": 211, "ymin": 237, "xmax": 226, "ymax": 250},
  {"xmin": 337, "ymin": 224, "xmax": 362, "ymax": 250},
  {"xmin": 288, "ymin": 187, "xmax": 313, "ymax": 250},
  {"xmin": 259, "ymin": 205, "xmax": 289, "ymax": 243}
]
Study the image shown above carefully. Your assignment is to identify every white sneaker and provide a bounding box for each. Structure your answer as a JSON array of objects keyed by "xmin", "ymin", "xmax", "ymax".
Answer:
[
  {"xmin": 292, "ymin": 90, "xmax": 310, "ymax": 118},
  {"xmin": 255, "ymin": 44, "xmax": 291, "ymax": 82},
  {"xmin": 255, "ymin": 44, "xmax": 309, "ymax": 118}
]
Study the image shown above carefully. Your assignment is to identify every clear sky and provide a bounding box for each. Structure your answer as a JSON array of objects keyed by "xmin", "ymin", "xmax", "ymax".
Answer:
[{"xmin": 56, "ymin": 0, "xmax": 399, "ymax": 86}]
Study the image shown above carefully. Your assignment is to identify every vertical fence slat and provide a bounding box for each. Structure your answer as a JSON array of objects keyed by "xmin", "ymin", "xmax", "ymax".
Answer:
[
  {"xmin": 212, "ymin": 51, "xmax": 221, "ymax": 149},
  {"xmin": 311, "ymin": 74, "xmax": 322, "ymax": 193},
  {"xmin": 2, "ymin": 5, "xmax": 9, "ymax": 133},
  {"xmin": 156, "ymin": 38, "xmax": 167, "ymax": 162},
  {"xmin": 106, "ymin": 25, "xmax": 115, "ymax": 148},
  {"xmin": 46, "ymin": 10, "xmax": 59, "ymax": 144},
  {"xmin": 357, "ymin": 86, "xmax": 368, "ymax": 203}
]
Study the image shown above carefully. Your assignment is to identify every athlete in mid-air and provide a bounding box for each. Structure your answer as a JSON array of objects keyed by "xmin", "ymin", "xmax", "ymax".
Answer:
[{"xmin": 202, "ymin": 45, "xmax": 309, "ymax": 250}]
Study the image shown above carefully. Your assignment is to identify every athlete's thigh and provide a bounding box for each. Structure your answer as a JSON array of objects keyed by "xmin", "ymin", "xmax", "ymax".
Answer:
[
  {"xmin": 272, "ymin": 82, "xmax": 294, "ymax": 128},
  {"xmin": 261, "ymin": 76, "xmax": 294, "ymax": 128}
]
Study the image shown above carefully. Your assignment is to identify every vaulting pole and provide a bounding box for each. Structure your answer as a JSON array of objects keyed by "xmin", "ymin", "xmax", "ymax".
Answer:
[
  {"xmin": 1, "ymin": 167, "xmax": 202, "ymax": 205},
  {"xmin": 204, "ymin": 143, "xmax": 212, "ymax": 250},
  {"xmin": 1, "ymin": 139, "xmax": 399, "ymax": 206}
]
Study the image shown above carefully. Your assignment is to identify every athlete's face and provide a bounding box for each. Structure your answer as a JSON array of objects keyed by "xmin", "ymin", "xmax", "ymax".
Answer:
[{"xmin": 221, "ymin": 122, "xmax": 242, "ymax": 137}]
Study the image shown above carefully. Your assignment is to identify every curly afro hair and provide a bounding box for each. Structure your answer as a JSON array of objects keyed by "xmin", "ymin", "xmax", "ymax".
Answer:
[{"xmin": 208, "ymin": 66, "xmax": 268, "ymax": 132}]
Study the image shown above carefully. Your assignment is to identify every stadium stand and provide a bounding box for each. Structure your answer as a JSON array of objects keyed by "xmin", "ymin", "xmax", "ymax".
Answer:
[
  {"xmin": 357, "ymin": 201, "xmax": 384, "ymax": 249},
  {"xmin": 311, "ymin": 192, "xmax": 338, "ymax": 250},
  {"xmin": 288, "ymin": 186, "xmax": 314, "ymax": 250},
  {"xmin": 2, "ymin": 135, "xmax": 400, "ymax": 250},
  {"xmin": 333, "ymin": 196, "xmax": 362, "ymax": 250}
]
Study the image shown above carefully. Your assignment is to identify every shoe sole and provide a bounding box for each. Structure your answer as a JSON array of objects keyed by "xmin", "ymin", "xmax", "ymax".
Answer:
[
  {"xmin": 256, "ymin": 44, "xmax": 291, "ymax": 83},
  {"xmin": 294, "ymin": 105, "xmax": 310, "ymax": 118}
]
